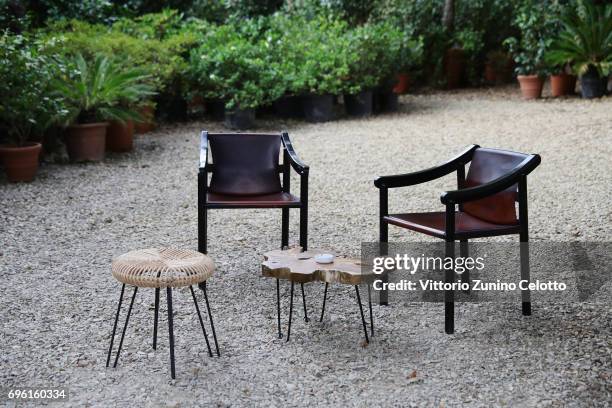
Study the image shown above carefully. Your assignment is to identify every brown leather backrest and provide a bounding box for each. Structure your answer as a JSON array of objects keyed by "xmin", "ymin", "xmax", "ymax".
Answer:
[
  {"xmin": 463, "ymin": 148, "xmax": 529, "ymax": 224},
  {"xmin": 208, "ymin": 133, "xmax": 282, "ymax": 195}
]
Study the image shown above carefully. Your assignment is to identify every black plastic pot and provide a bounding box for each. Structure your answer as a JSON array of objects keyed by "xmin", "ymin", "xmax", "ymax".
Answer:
[
  {"xmin": 224, "ymin": 108, "xmax": 255, "ymax": 130},
  {"xmin": 580, "ymin": 71, "xmax": 606, "ymax": 99},
  {"xmin": 345, "ymin": 90, "xmax": 373, "ymax": 117},
  {"xmin": 207, "ymin": 99, "xmax": 225, "ymax": 120},
  {"xmin": 303, "ymin": 94, "xmax": 334, "ymax": 123},
  {"xmin": 274, "ymin": 95, "xmax": 303, "ymax": 118},
  {"xmin": 373, "ymin": 87, "xmax": 399, "ymax": 113}
]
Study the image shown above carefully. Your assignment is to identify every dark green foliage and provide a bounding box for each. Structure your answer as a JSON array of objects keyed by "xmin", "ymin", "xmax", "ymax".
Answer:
[
  {"xmin": 0, "ymin": 32, "xmax": 66, "ymax": 145},
  {"xmin": 546, "ymin": 0, "xmax": 612, "ymax": 76}
]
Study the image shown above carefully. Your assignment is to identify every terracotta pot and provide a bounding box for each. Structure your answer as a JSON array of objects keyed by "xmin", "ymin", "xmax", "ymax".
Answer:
[
  {"xmin": 550, "ymin": 73, "xmax": 576, "ymax": 97},
  {"xmin": 0, "ymin": 142, "xmax": 42, "ymax": 182},
  {"xmin": 484, "ymin": 63, "xmax": 497, "ymax": 83},
  {"xmin": 65, "ymin": 122, "xmax": 108, "ymax": 162},
  {"xmin": 107, "ymin": 120, "xmax": 134, "ymax": 152},
  {"xmin": 393, "ymin": 73, "xmax": 411, "ymax": 94},
  {"xmin": 445, "ymin": 48, "xmax": 465, "ymax": 89},
  {"xmin": 134, "ymin": 105, "xmax": 155, "ymax": 134},
  {"xmin": 517, "ymin": 75, "xmax": 544, "ymax": 99}
]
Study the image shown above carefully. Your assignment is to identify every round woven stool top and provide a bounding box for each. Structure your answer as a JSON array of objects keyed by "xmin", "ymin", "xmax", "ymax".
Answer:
[{"xmin": 112, "ymin": 248, "xmax": 214, "ymax": 288}]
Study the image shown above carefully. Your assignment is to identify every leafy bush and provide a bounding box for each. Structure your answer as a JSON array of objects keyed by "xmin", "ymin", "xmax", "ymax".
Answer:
[
  {"xmin": 344, "ymin": 22, "xmax": 404, "ymax": 93},
  {"xmin": 546, "ymin": 0, "xmax": 612, "ymax": 77},
  {"xmin": 0, "ymin": 32, "xmax": 66, "ymax": 145},
  {"xmin": 38, "ymin": 17, "xmax": 195, "ymax": 95},
  {"xmin": 268, "ymin": 15, "xmax": 353, "ymax": 96},
  {"xmin": 188, "ymin": 24, "xmax": 284, "ymax": 110},
  {"xmin": 52, "ymin": 53, "xmax": 155, "ymax": 125}
]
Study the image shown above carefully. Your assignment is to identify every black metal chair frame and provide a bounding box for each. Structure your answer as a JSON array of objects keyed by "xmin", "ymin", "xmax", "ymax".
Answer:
[
  {"xmin": 374, "ymin": 144, "xmax": 541, "ymax": 334},
  {"xmin": 106, "ymin": 282, "xmax": 219, "ymax": 379},
  {"xmin": 198, "ymin": 131, "xmax": 310, "ymax": 338}
]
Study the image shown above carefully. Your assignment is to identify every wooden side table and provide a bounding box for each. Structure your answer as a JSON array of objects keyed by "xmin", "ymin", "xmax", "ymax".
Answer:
[{"xmin": 262, "ymin": 248, "xmax": 373, "ymax": 344}]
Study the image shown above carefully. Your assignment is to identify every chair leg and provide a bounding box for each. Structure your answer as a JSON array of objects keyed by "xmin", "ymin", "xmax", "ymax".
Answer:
[
  {"xmin": 379, "ymin": 222, "xmax": 389, "ymax": 306},
  {"xmin": 300, "ymin": 283, "xmax": 309, "ymax": 322},
  {"xmin": 445, "ymin": 241, "xmax": 455, "ymax": 335},
  {"xmin": 320, "ymin": 282, "xmax": 328, "ymax": 322},
  {"xmin": 368, "ymin": 283, "xmax": 374, "ymax": 337},
  {"xmin": 106, "ymin": 284, "xmax": 125, "ymax": 367},
  {"xmin": 281, "ymin": 208, "xmax": 289, "ymax": 249},
  {"xmin": 201, "ymin": 282, "xmax": 220, "ymax": 357},
  {"xmin": 200, "ymin": 207, "xmax": 207, "ymax": 254},
  {"xmin": 153, "ymin": 287, "xmax": 159, "ymax": 350},
  {"xmin": 166, "ymin": 287, "xmax": 176, "ymax": 379},
  {"xmin": 355, "ymin": 286, "xmax": 369, "ymax": 344},
  {"xmin": 113, "ymin": 286, "xmax": 138, "ymax": 368},
  {"xmin": 520, "ymin": 240, "xmax": 531, "ymax": 316},
  {"xmin": 286, "ymin": 282, "xmax": 295, "ymax": 342},
  {"xmin": 276, "ymin": 279, "xmax": 283, "ymax": 338},
  {"xmin": 190, "ymin": 286, "xmax": 213, "ymax": 357},
  {"xmin": 299, "ymin": 205, "xmax": 308, "ymax": 251},
  {"xmin": 460, "ymin": 239, "xmax": 470, "ymax": 293}
]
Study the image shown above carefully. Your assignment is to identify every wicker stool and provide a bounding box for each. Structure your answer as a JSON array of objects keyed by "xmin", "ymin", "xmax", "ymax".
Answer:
[{"xmin": 106, "ymin": 248, "xmax": 220, "ymax": 379}]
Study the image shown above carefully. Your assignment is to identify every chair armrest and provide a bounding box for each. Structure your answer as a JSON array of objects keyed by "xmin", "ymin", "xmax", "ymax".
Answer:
[
  {"xmin": 281, "ymin": 131, "xmax": 309, "ymax": 175},
  {"xmin": 199, "ymin": 130, "xmax": 209, "ymax": 171},
  {"xmin": 440, "ymin": 154, "xmax": 541, "ymax": 204},
  {"xmin": 374, "ymin": 144, "xmax": 479, "ymax": 189}
]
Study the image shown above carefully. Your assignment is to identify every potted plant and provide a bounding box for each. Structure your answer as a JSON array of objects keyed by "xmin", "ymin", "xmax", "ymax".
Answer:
[
  {"xmin": 0, "ymin": 33, "xmax": 66, "ymax": 182},
  {"xmin": 484, "ymin": 50, "xmax": 513, "ymax": 84},
  {"xmin": 393, "ymin": 37, "xmax": 424, "ymax": 94},
  {"xmin": 546, "ymin": 1, "xmax": 611, "ymax": 99},
  {"xmin": 53, "ymin": 54, "xmax": 154, "ymax": 161},
  {"xmin": 504, "ymin": 2, "xmax": 552, "ymax": 99},
  {"xmin": 282, "ymin": 16, "xmax": 351, "ymax": 122},
  {"xmin": 189, "ymin": 26, "xmax": 283, "ymax": 129}
]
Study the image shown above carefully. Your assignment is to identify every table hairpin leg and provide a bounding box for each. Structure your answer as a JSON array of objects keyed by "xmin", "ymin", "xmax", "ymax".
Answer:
[
  {"xmin": 113, "ymin": 286, "xmax": 138, "ymax": 368},
  {"xmin": 301, "ymin": 283, "xmax": 309, "ymax": 322},
  {"xmin": 355, "ymin": 285, "xmax": 369, "ymax": 344},
  {"xmin": 286, "ymin": 282, "xmax": 295, "ymax": 342},
  {"xmin": 320, "ymin": 282, "xmax": 329, "ymax": 322},
  {"xmin": 276, "ymin": 279, "xmax": 282, "ymax": 339},
  {"xmin": 201, "ymin": 282, "xmax": 220, "ymax": 357}
]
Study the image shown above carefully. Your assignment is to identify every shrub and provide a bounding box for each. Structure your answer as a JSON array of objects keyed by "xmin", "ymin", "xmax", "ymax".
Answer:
[
  {"xmin": 0, "ymin": 32, "xmax": 66, "ymax": 145},
  {"xmin": 52, "ymin": 53, "xmax": 155, "ymax": 125},
  {"xmin": 39, "ymin": 17, "xmax": 196, "ymax": 96},
  {"xmin": 344, "ymin": 22, "xmax": 404, "ymax": 93},
  {"xmin": 188, "ymin": 24, "xmax": 284, "ymax": 110},
  {"xmin": 546, "ymin": 0, "xmax": 612, "ymax": 77}
]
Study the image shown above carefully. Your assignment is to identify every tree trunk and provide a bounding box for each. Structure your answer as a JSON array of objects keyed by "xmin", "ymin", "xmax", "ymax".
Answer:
[{"xmin": 442, "ymin": 0, "xmax": 455, "ymax": 32}]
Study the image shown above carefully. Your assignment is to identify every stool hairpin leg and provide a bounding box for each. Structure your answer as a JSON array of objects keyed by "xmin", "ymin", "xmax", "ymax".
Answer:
[
  {"xmin": 355, "ymin": 285, "xmax": 369, "ymax": 344},
  {"xmin": 166, "ymin": 287, "xmax": 176, "ymax": 379},
  {"xmin": 320, "ymin": 282, "xmax": 329, "ymax": 322},
  {"xmin": 276, "ymin": 279, "xmax": 282, "ymax": 339},
  {"xmin": 301, "ymin": 283, "xmax": 309, "ymax": 322},
  {"xmin": 190, "ymin": 286, "xmax": 213, "ymax": 357},
  {"xmin": 153, "ymin": 287, "xmax": 160, "ymax": 350},
  {"xmin": 106, "ymin": 284, "xmax": 125, "ymax": 367},
  {"xmin": 113, "ymin": 286, "xmax": 138, "ymax": 368},
  {"xmin": 286, "ymin": 282, "xmax": 295, "ymax": 342},
  {"xmin": 200, "ymin": 282, "xmax": 220, "ymax": 357}
]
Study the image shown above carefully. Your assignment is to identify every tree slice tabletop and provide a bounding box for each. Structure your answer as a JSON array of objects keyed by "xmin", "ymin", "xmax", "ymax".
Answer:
[{"xmin": 262, "ymin": 247, "xmax": 371, "ymax": 285}]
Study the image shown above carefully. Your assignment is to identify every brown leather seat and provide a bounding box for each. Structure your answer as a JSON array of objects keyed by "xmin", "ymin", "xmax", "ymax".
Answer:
[
  {"xmin": 384, "ymin": 211, "xmax": 520, "ymax": 239},
  {"xmin": 206, "ymin": 192, "xmax": 301, "ymax": 208}
]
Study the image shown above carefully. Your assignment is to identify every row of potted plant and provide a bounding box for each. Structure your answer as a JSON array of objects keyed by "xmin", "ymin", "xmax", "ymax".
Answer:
[
  {"xmin": 0, "ymin": 33, "xmax": 155, "ymax": 182},
  {"xmin": 187, "ymin": 15, "xmax": 420, "ymax": 128},
  {"xmin": 507, "ymin": 0, "xmax": 611, "ymax": 100}
]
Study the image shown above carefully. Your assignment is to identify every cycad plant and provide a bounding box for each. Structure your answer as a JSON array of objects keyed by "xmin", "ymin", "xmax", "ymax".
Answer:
[
  {"xmin": 54, "ymin": 53, "xmax": 155, "ymax": 125},
  {"xmin": 546, "ymin": 0, "xmax": 611, "ymax": 91}
]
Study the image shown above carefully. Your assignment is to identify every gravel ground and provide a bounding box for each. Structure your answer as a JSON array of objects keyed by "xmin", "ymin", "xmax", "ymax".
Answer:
[{"xmin": 1, "ymin": 86, "xmax": 611, "ymax": 407}]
